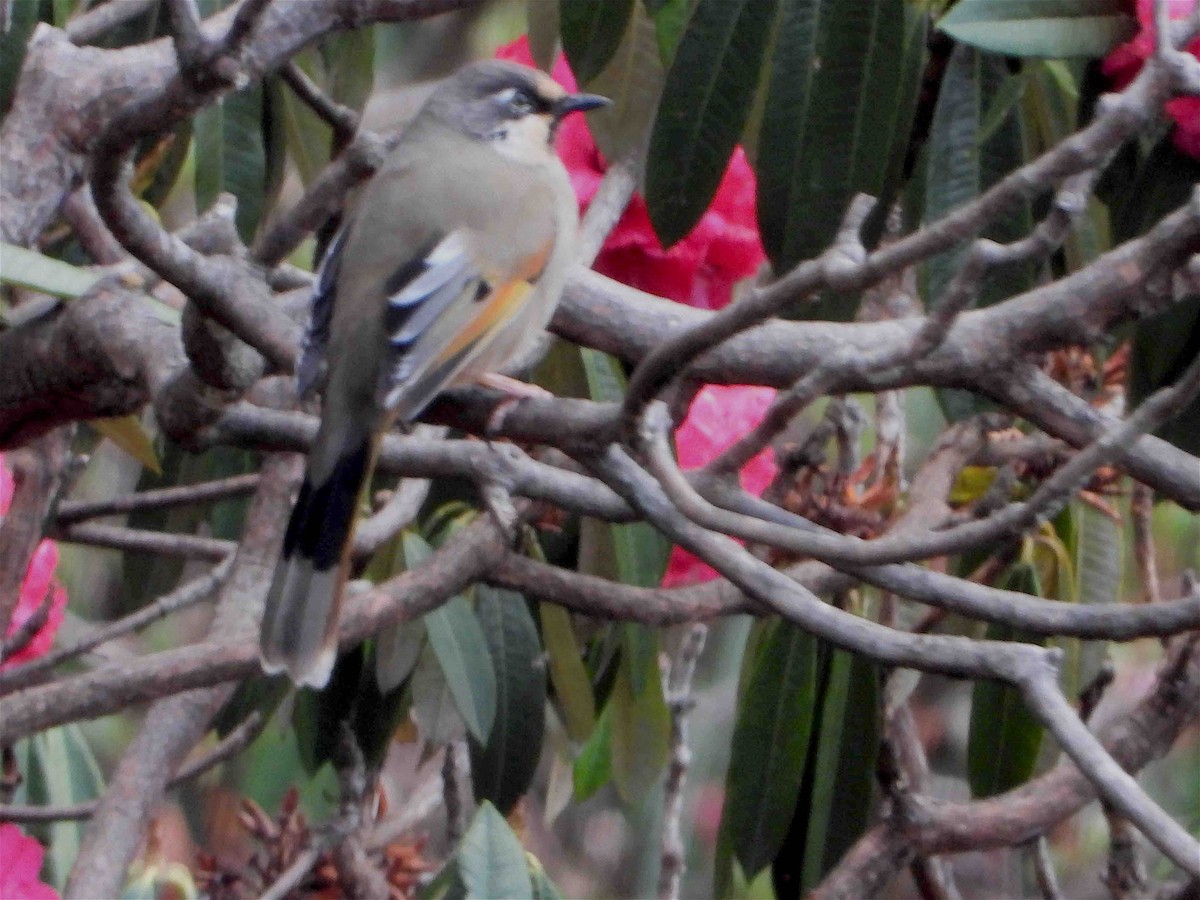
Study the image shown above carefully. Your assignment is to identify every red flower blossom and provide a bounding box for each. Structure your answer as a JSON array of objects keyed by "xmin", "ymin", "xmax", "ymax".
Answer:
[
  {"xmin": 0, "ymin": 824, "xmax": 58, "ymax": 900},
  {"xmin": 0, "ymin": 454, "xmax": 67, "ymax": 671},
  {"xmin": 1103, "ymin": 0, "xmax": 1200, "ymax": 158},
  {"xmin": 661, "ymin": 385, "xmax": 778, "ymax": 587},
  {"xmin": 496, "ymin": 36, "xmax": 767, "ymax": 310}
]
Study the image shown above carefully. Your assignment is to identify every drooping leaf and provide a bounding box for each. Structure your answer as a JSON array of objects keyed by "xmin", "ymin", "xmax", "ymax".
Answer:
[
  {"xmin": 0, "ymin": 242, "xmax": 100, "ymax": 298},
  {"xmin": 967, "ymin": 564, "xmax": 1046, "ymax": 798},
  {"xmin": 1059, "ymin": 501, "xmax": 1120, "ymax": 699},
  {"xmin": 755, "ymin": 0, "xmax": 908, "ymax": 285},
  {"xmin": 806, "ymin": 649, "xmax": 880, "ymax": 880},
  {"xmin": 456, "ymin": 802, "xmax": 534, "ymax": 900},
  {"xmin": 194, "ymin": 81, "xmax": 267, "ymax": 241},
  {"xmin": 720, "ymin": 620, "xmax": 818, "ymax": 880},
  {"xmin": 18, "ymin": 724, "xmax": 105, "ymax": 888},
  {"xmin": 560, "ymin": 0, "xmax": 637, "ymax": 84},
  {"xmin": 609, "ymin": 648, "xmax": 670, "ymax": 803},
  {"xmin": 1119, "ymin": 139, "xmax": 1200, "ymax": 455},
  {"xmin": 424, "ymin": 592, "xmax": 497, "ymax": 744},
  {"xmin": 0, "ymin": 0, "xmax": 40, "ymax": 116},
  {"xmin": 939, "ymin": 0, "xmax": 1135, "ymax": 59},
  {"xmin": 647, "ymin": 0, "xmax": 777, "ymax": 247},
  {"xmin": 279, "ymin": 47, "xmax": 334, "ymax": 186},
  {"xmin": 540, "ymin": 603, "xmax": 596, "ymax": 742},
  {"xmin": 923, "ymin": 44, "xmax": 1032, "ymax": 420},
  {"xmin": 410, "ymin": 642, "xmax": 467, "ymax": 750},
  {"xmin": 89, "ymin": 415, "xmax": 162, "ymax": 474},
  {"xmin": 469, "ymin": 587, "xmax": 547, "ymax": 814},
  {"xmin": 573, "ymin": 703, "xmax": 614, "ymax": 800},
  {"xmin": 584, "ymin": 2, "xmax": 667, "ymax": 167}
]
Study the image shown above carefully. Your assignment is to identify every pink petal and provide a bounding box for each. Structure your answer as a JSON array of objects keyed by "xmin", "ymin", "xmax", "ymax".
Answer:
[{"xmin": 0, "ymin": 454, "xmax": 12, "ymax": 516}]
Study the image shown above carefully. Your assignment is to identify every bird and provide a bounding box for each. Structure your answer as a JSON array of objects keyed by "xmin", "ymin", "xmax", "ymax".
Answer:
[{"xmin": 259, "ymin": 60, "xmax": 609, "ymax": 688}]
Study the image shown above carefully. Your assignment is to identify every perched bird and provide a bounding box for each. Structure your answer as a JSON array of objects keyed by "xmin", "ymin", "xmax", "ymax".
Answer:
[{"xmin": 260, "ymin": 60, "xmax": 609, "ymax": 687}]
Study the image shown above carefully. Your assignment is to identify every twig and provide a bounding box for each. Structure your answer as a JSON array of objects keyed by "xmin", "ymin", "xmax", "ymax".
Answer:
[
  {"xmin": 0, "ymin": 582, "xmax": 54, "ymax": 665},
  {"xmin": 279, "ymin": 60, "xmax": 360, "ymax": 142},
  {"xmin": 66, "ymin": 0, "xmax": 158, "ymax": 44},
  {"xmin": 51, "ymin": 522, "xmax": 235, "ymax": 561},
  {"xmin": 1102, "ymin": 805, "xmax": 1149, "ymax": 899},
  {"xmin": 260, "ymin": 846, "xmax": 322, "ymax": 900},
  {"xmin": 56, "ymin": 473, "xmax": 261, "ymax": 524},
  {"xmin": 658, "ymin": 623, "xmax": 707, "ymax": 900},
  {"xmin": 1132, "ymin": 482, "xmax": 1162, "ymax": 604},
  {"xmin": 1027, "ymin": 835, "xmax": 1063, "ymax": 900}
]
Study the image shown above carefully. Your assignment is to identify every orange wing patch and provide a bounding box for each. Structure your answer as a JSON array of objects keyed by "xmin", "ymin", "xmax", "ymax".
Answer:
[{"xmin": 437, "ymin": 278, "xmax": 534, "ymax": 364}]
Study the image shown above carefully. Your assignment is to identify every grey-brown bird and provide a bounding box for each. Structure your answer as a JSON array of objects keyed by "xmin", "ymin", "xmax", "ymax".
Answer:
[{"xmin": 260, "ymin": 60, "xmax": 608, "ymax": 687}]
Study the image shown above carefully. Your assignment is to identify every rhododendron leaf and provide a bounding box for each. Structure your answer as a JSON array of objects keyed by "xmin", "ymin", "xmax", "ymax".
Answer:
[
  {"xmin": 560, "ymin": 0, "xmax": 636, "ymax": 84},
  {"xmin": 540, "ymin": 602, "xmax": 596, "ymax": 742},
  {"xmin": 456, "ymin": 802, "xmax": 534, "ymax": 900},
  {"xmin": 647, "ymin": 0, "xmax": 776, "ymax": 247},
  {"xmin": 609, "ymin": 649, "xmax": 670, "ymax": 803},
  {"xmin": 20, "ymin": 723, "xmax": 105, "ymax": 887},
  {"xmin": 968, "ymin": 567, "xmax": 1047, "ymax": 799},
  {"xmin": 0, "ymin": 242, "xmax": 99, "ymax": 299},
  {"xmin": 799, "ymin": 648, "xmax": 880, "ymax": 887},
  {"xmin": 939, "ymin": 0, "xmax": 1135, "ymax": 58},
  {"xmin": 755, "ymin": 0, "xmax": 910, "ymax": 284},
  {"xmin": 469, "ymin": 586, "xmax": 546, "ymax": 815},
  {"xmin": 719, "ymin": 620, "xmax": 817, "ymax": 880},
  {"xmin": 194, "ymin": 81, "xmax": 266, "ymax": 242},
  {"xmin": 425, "ymin": 591, "xmax": 497, "ymax": 744},
  {"xmin": 585, "ymin": 2, "xmax": 666, "ymax": 162},
  {"xmin": 89, "ymin": 416, "xmax": 162, "ymax": 475},
  {"xmin": 1118, "ymin": 138, "xmax": 1200, "ymax": 455},
  {"xmin": 923, "ymin": 45, "xmax": 1032, "ymax": 420},
  {"xmin": 573, "ymin": 704, "xmax": 614, "ymax": 800}
]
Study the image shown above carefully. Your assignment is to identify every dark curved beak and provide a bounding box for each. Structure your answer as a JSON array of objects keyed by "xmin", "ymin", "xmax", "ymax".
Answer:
[{"xmin": 553, "ymin": 92, "xmax": 611, "ymax": 119}]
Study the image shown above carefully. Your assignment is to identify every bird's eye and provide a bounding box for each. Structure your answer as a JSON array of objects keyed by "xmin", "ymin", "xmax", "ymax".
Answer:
[{"xmin": 508, "ymin": 92, "xmax": 534, "ymax": 115}]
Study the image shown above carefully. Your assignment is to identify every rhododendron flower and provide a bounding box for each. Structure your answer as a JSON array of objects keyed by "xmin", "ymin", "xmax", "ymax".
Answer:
[
  {"xmin": 496, "ymin": 36, "xmax": 767, "ymax": 310},
  {"xmin": 661, "ymin": 385, "xmax": 778, "ymax": 587},
  {"xmin": 1104, "ymin": 0, "xmax": 1200, "ymax": 158},
  {"xmin": 0, "ymin": 454, "xmax": 67, "ymax": 670},
  {"xmin": 0, "ymin": 824, "xmax": 58, "ymax": 900}
]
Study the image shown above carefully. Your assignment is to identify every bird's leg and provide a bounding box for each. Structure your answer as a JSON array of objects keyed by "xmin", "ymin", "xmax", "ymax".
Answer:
[{"xmin": 478, "ymin": 373, "xmax": 552, "ymax": 434}]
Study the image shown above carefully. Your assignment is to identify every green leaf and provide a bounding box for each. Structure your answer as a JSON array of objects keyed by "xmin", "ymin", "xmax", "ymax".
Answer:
[
  {"xmin": 573, "ymin": 704, "xmax": 614, "ymax": 800},
  {"xmin": 410, "ymin": 641, "xmax": 467, "ymax": 749},
  {"xmin": 529, "ymin": 855, "xmax": 564, "ymax": 900},
  {"xmin": 194, "ymin": 82, "xmax": 266, "ymax": 241},
  {"xmin": 649, "ymin": 0, "xmax": 691, "ymax": 66},
  {"xmin": 469, "ymin": 587, "xmax": 547, "ymax": 815},
  {"xmin": 425, "ymin": 593, "xmax": 497, "ymax": 744},
  {"xmin": 584, "ymin": 3, "xmax": 667, "ymax": 166},
  {"xmin": 939, "ymin": 0, "xmax": 1135, "ymax": 58},
  {"xmin": 456, "ymin": 802, "xmax": 534, "ymax": 900},
  {"xmin": 609, "ymin": 644, "xmax": 670, "ymax": 803},
  {"xmin": 924, "ymin": 45, "xmax": 1031, "ymax": 420},
  {"xmin": 647, "ymin": 0, "xmax": 777, "ymax": 247},
  {"xmin": 0, "ymin": 242, "xmax": 100, "ymax": 298},
  {"xmin": 528, "ymin": 1, "xmax": 562, "ymax": 71},
  {"xmin": 540, "ymin": 603, "xmax": 596, "ymax": 742},
  {"xmin": 755, "ymin": 0, "xmax": 908, "ymax": 281},
  {"xmin": 967, "ymin": 564, "xmax": 1046, "ymax": 798},
  {"xmin": 323, "ymin": 28, "xmax": 375, "ymax": 117},
  {"xmin": 89, "ymin": 415, "xmax": 162, "ymax": 475},
  {"xmin": 721, "ymin": 620, "xmax": 818, "ymax": 879},
  {"xmin": 794, "ymin": 647, "xmax": 880, "ymax": 891},
  {"xmin": 0, "ymin": 0, "xmax": 40, "ymax": 116},
  {"xmin": 561, "ymin": 0, "xmax": 637, "ymax": 84},
  {"xmin": 1120, "ymin": 140, "xmax": 1200, "ymax": 455},
  {"xmin": 18, "ymin": 724, "xmax": 105, "ymax": 888}
]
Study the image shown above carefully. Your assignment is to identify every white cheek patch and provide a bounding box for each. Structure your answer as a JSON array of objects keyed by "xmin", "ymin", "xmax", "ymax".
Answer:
[{"xmin": 491, "ymin": 114, "xmax": 554, "ymax": 160}]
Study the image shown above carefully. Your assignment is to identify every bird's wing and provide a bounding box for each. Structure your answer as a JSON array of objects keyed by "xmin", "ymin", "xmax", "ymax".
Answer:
[
  {"xmin": 295, "ymin": 227, "xmax": 348, "ymax": 399},
  {"xmin": 378, "ymin": 228, "xmax": 552, "ymax": 420}
]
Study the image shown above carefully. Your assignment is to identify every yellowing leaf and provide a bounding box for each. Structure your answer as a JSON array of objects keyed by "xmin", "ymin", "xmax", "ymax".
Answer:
[{"xmin": 90, "ymin": 415, "xmax": 161, "ymax": 475}]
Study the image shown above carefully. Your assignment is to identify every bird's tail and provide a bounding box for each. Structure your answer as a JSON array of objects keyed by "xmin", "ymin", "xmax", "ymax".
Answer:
[{"xmin": 260, "ymin": 414, "xmax": 375, "ymax": 688}]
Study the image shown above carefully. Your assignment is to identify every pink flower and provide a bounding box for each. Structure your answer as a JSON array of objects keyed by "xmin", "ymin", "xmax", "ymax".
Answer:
[
  {"xmin": 0, "ymin": 454, "xmax": 67, "ymax": 671},
  {"xmin": 496, "ymin": 37, "xmax": 767, "ymax": 310},
  {"xmin": 662, "ymin": 386, "xmax": 778, "ymax": 587},
  {"xmin": 0, "ymin": 824, "xmax": 58, "ymax": 900},
  {"xmin": 1103, "ymin": 0, "xmax": 1200, "ymax": 158}
]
